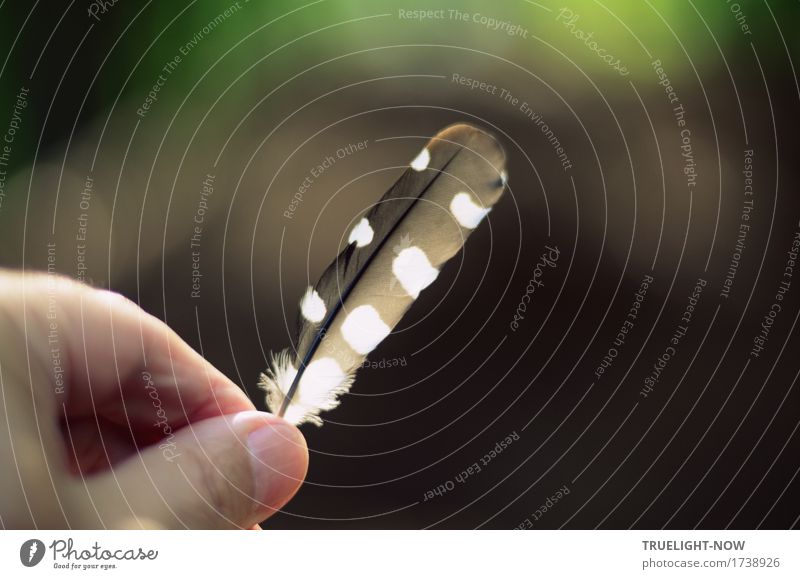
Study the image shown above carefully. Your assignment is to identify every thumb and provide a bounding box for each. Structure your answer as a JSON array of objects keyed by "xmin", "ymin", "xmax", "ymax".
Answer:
[{"xmin": 88, "ymin": 411, "xmax": 308, "ymax": 529}]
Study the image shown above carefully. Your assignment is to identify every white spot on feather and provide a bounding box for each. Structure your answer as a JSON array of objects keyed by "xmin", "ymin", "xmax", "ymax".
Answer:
[
  {"xmin": 500, "ymin": 170, "xmax": 508, "ymax": 186},
  {"xmin": 341, "ymin": 305, "xmax": 391, "ymax": 355},
  {"xmin": 450, "ymin": 192, "xmax": 491, "ymax": 229},
  {"xmin": 392, "ymin": 247, "xmax": 439, "ymax": 299},
  {"xmin": 348, "ymin": 217, "xmax": 374, "ymax": 247},
  {"xmin": 299, "ymin": 287, "xmax": 326, "ymax": 323},
  {"xmin": 410, "ymin": 147, "xmax": 430, "ymax": 171},
  {"xmin": 259, "ymin": 351, "xmax": 353, "ymax": 427},
  {"xmin": 297, "ymin": 357, "xmax": 347, "ymax": 407}
]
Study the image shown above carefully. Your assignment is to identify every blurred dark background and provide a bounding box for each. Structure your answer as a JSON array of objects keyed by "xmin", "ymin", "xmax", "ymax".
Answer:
[{"xmin": 1, "ymin": 0, "xmax": 798, "ymax": 529}]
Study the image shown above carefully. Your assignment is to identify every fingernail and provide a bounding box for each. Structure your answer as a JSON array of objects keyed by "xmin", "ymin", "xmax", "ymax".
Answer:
[{"xmin": 247, "ymin": 421, "xmax": 308, "ymax": 511}]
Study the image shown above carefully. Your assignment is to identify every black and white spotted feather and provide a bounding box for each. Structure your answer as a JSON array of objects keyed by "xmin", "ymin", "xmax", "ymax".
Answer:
[{"xmin": 259, "ymin": 123, "xmax": 507, "ymax": 426}]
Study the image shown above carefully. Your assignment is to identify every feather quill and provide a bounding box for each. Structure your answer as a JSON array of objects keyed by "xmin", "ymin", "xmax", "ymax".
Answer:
[{"xmin": 260, "ymin": 123, "xmax": 507, "ymax": 426}]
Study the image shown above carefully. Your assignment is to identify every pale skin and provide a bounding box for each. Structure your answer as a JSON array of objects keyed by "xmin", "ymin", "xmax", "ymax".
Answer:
[{"xmin": 0, "ymin": 271, "xmax": 308, "ymax": 529}]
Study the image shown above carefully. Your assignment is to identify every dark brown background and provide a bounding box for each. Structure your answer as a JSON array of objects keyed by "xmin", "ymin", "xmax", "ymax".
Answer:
[{"xmin": 0, "ymin": 0, "xmax": 798, "ymax": 529}]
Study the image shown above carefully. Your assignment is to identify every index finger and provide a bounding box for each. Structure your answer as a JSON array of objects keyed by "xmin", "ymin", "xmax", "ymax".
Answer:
[{"xmin": 2, "ymin": 272, "xmax": 255, "ymax": 429}]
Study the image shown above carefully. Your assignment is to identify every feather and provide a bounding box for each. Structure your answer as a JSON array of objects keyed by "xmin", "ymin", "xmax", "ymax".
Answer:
[{"xmin": 259, "ymin": 123, "xmax": 508, "ymax": 426}]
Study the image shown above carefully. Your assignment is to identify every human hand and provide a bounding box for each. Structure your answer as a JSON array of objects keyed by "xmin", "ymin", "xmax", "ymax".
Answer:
[{"xmin": 0, "ymin": 271, "xmax": 308, "ymax": 529}]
